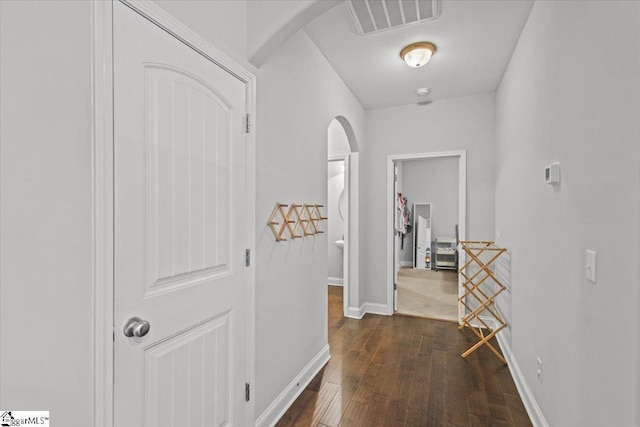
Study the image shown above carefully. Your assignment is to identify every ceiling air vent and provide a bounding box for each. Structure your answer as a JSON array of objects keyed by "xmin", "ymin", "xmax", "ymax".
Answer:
[{"xmin": 346, "ymin": 0, "xmax": 440, "ymax": 36}]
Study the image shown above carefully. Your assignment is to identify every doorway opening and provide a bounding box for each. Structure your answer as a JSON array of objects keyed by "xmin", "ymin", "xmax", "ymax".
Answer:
[
  {"xmin": 327, "ymin": 117, "xmax": 359, "ymax": 318},
  {"xmin": 387, "ymin": 151, "xmax": 467, "ymax": 323}
]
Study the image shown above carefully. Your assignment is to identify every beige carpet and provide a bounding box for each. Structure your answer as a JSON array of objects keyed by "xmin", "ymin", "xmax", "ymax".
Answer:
[{"xmin": 396, "ymin": 268, "xmax": 458, "ymax": 322}]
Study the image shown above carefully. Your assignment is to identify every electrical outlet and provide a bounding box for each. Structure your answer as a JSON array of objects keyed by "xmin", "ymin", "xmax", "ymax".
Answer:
[{"xmin": 536, "ymin": 357, "xmax": 543, "ymax": 383}]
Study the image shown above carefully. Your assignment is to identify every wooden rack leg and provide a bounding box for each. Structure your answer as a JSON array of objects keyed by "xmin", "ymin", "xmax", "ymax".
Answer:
[
  {"xmin": 461, "ymin": 324, "xmax": 507, "ymax": 364},
  {"xmin": 458, "ymin": 241, "xmax": 509, "ymax": 365}
]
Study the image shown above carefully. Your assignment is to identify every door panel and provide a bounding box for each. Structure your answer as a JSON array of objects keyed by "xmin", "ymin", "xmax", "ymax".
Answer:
[
  {"xmin": 145, "ymin": 314, "xmax": 230, "ymax": 427},
  {"xmin": 145, "ymin": 65, "xmax": 232, "ymax": 297},
  {"xmin": 113, "ymin": 3, "xmax": 248, "ymax": 426}
]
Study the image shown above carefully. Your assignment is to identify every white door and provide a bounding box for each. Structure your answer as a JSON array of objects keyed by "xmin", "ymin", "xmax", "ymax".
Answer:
[{"xmin": 113, "ymin": 3, "xmax": 249, "ymax": 426}]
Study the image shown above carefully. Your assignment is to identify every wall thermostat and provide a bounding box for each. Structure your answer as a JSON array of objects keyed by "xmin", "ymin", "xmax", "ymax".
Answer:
[{"xmin": 545, "ymin": 162, "xmax": 560, "ymax": 185}]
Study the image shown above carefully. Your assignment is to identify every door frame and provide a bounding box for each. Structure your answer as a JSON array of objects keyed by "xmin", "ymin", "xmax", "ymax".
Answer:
[
  {"xmin": 386, "ymin": 151, "xmax": 466, "ymax": 322},
  {"xmin": 91, "ymin": 1, "xmax": 257, "ymax": 425},
  {"xmin": 328, "ymin": 153, "xmax": 360, "ymax": 319},
  {"xmin": 327, "ymin": 156, "xmax": 349, "ymax": 316}
]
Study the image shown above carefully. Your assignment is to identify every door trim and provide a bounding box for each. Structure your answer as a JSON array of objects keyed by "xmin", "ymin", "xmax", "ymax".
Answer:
[
  {"xmin": 327, "ymin": 153, "xmax": 360, "ymax": 319},
  {"xmin": 92, "ymin": 1, "xmax": 257, "ymax": 425},
  {"xmin": 92, "ymin": 1, "xmax": 114, "ymax": 425},
  {"xmin": 386, "ymin": 151, "xmax": 467, "ymax": 322},
  {"xmin": 345, "ymin": 153, "xmax": 360, "ymax": 319},
  {"xmin": 327, "ymin": 156, "xmax": 349, "ymax": 317}
]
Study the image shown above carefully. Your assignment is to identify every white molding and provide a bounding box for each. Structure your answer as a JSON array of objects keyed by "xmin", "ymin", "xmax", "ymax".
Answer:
[
  {"xmin": 327, "ymin": 151, "xmax": 359, "ymax": 318},
  {"xmin": 386, "ymin": 150, "xmax": 467, "ymax": 320},
  {"xmin": 400, "ymin": 261, "xmax": 413, "ymax": 267},
  {"xmin": 463, "ymin": 315, "xmax": 499, "ymax": 331},
  {"xmin": 346, "ymin": 153, "xmax": 360, "ymax": 319},
  {"xmin": 345, "ymin": 306, "xmax": 364, "ymax": 319},
  {"xmin": 459, "ymin": 313, "xmax": 547, "ymax": 425},
  {"xmin": 328, "ymin": 277, "xmax": 344, "ymax": 286},
  {"xmin": 328, "ymin": 154, "xmax": 347, "ymax": 162},
  {"xmin": 92, "ymin": 1, "xmax": 114, "ymax": 426},
  {"xmin": 364, "ymin": 302, "xmax": 389, "ymax": 316},
  {"xmin": 496, "ymin": 332, "xmax": 549, "ymax": 427},
  {"xmin": 342, "ymin": 154, "xmax": 350, "ymax": 317},
  {"xmin": 389, "ymin": 150, "xmax": 467, "ymax": 162},
  {"xmin": 345, "ymin": 302, "xmax": 390, "ymax": 319},
  {"xmin": 462, "ymin": 315, "xmax": 548, "ymax": 426},
  {"xmin": 119, "ymin": 0, "xmax": 254, "ymax": 84},
  {"xmin": 243, "ymin": 25, "xmax": 258, "ymax": 427},
  {"xmin": 457, "ymin": 151, "xmax": 467, "ymax": 324},
  {"xmin": 255, "ymin": 345, "xmax": 331, "ymax": 427},
  {"xmin": 95, "ymin": 1, "xmax": 257, "ymax": 425}
]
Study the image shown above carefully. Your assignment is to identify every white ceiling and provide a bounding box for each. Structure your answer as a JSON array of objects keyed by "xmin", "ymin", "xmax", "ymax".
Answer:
[{"xmin": 304, "ymin": 0, "xmax": 535, "ymax": 110}]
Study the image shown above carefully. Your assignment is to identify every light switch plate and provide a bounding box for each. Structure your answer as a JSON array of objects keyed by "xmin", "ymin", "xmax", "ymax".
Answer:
[{"xmin": 586, "ymin": 250, "xmax": 597, "ymax": 283}]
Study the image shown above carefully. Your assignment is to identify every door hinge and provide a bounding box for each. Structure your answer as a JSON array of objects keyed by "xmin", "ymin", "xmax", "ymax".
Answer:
[
  {"xmin": 245, "ymin": 383, "xmax": 250, "ymax": 401},
  {"xmin": 245, "ymin": 113, "xmax": 251, "ymax": 133},
  {"xmin": 394, "ymin": 174, "xmax": 398, "ymax": 182},
  {"xmin": 394, "ymin": 282, "xmax": 397, "ymax": 290},
  {"xmin": 245, "ymin": 249, "xmax": 251, "ymax": 267}
]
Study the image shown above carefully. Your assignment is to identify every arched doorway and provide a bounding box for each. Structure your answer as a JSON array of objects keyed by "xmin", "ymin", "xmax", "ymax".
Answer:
[{"xmin": 327, "ymin": 117, "xmax": 359, "ymax": 318}]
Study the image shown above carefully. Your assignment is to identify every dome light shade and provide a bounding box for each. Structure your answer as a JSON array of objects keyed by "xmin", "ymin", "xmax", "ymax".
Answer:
[{"xmin": 400, "ymin": 42, "xmax": 437, "ymax": 68}]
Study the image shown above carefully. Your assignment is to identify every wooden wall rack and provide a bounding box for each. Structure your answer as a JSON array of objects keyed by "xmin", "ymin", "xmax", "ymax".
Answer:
[
  {"xmin": 458, "ymin": 240, "xmax": 508, "ymax": 364},
  {"xmin": 267, "ymin": 202, "xmax": 327, "ymax": 242}
]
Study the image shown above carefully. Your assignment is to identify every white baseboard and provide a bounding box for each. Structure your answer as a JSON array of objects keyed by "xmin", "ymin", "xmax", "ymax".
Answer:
[
  {"xmin": 345, "ymin": 302, "xmax": 391, "ymax": 319},
  {"xmin": 327, "ymin": 277, "xmax": 343, "ymax": 286},
  {"xmin": 345, "ymin": 306, "xmax": 364, "ymax": 319},
  {"xmin": 255, "ymin": 344, "xmax": 331, "ymax": 427},
  {"xmin": 467, "ymin": 315, "xmax": 500, "ymax": 330},
  {"xmin": 400, "ymin": 261, "xmax": 413, "ymax": 267},
  {"xmin": 364, "ymin": 302, "xmax": 389, "ymax": 316},
  {"xmin": 495, "ymin": 332, "xmax": 549, "ymax": 427},
  {"xmin": 463, "ymin": 315, "xmax": 548, "ymax": 427}
]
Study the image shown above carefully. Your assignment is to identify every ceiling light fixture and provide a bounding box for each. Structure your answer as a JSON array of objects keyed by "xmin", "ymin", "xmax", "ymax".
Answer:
[
  {"xmin": 400, "ymin": 42, "xmax": 437, "ymax": 68},
  {"xmin": 416, "ymin": 87, "xmax": 430, "ymax": 96}
]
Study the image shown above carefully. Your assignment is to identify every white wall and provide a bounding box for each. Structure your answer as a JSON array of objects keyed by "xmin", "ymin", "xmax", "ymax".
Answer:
[
  {"xmin": 363, "ymin": 93, "xmax": 496, "ymax": 305},
  {"xmin": 495, "ymin": 1, "xmax": 640, "ymax": 425},
  {"xmin": 153, "ymin": 0, "xmax": 247, "ymax": 64},
  {"xmin": 0, "ymin": 1, "xmax": 94, "ymax": 424},
  {"xmin": 328, "ymin": 118, "xmax": 351, "ymax": 158},
  {"xmin": 247, "ymin": 0, "xmax": 340, "ymax": 66},
  {"xmin": 327, "ymin": 161, "xmax": 345, "ymax": 282},
  {"xmin": 400, "ymin": 157, "xmax": 459, "ymax": 264},
  {"xmin": 255, "ymin": 29, "xmax": 365, "ymax": 419}
]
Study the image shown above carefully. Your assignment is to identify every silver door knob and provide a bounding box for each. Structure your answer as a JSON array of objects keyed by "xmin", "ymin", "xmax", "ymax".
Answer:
[{"xmin": 123, "ymin": 316, "xmax": 151, "ymax": 337}]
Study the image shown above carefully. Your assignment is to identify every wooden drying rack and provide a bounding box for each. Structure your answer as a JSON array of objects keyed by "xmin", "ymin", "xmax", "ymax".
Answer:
[
  {"xmin": 458, "ymin": 240, "xmax": 508, "ymax": 364},
  {"xmin": 267, "ymin": 203, "xmax": 327, "ymax": 242}
]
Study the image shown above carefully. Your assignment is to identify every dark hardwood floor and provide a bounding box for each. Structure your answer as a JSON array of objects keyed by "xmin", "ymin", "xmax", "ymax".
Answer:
[{"xmin": 275, "ymin": 285, "xmax": 532, "ymax": 427}]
